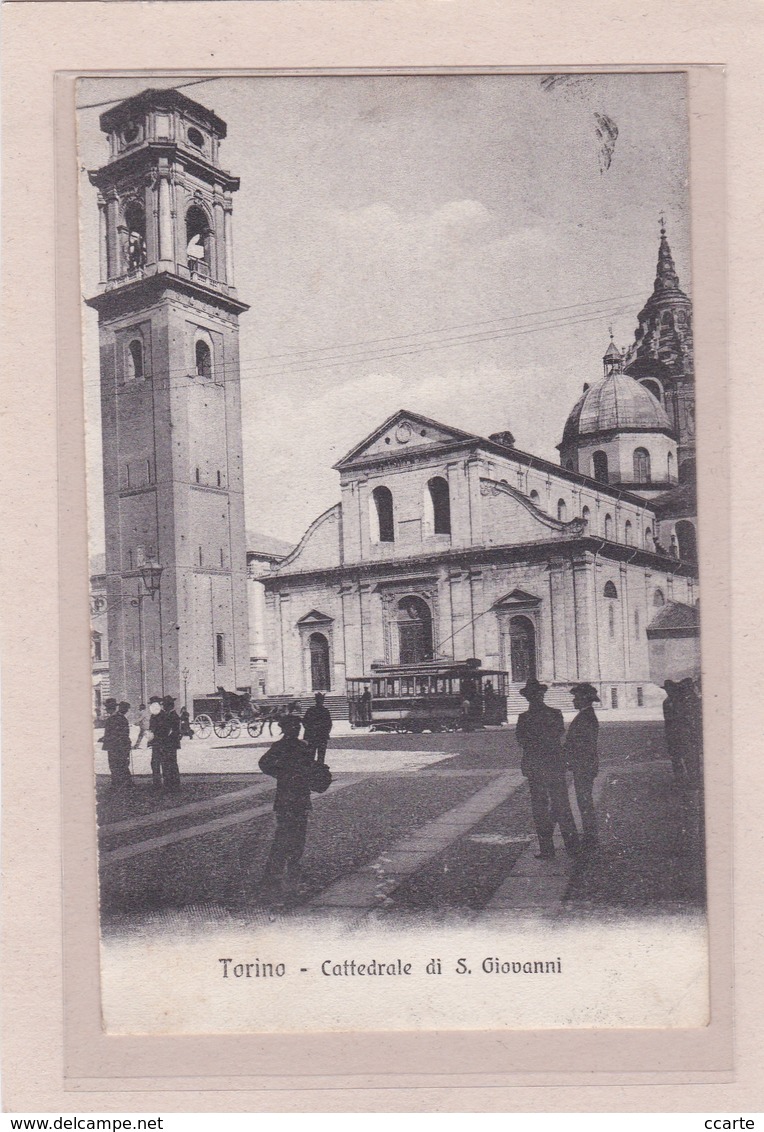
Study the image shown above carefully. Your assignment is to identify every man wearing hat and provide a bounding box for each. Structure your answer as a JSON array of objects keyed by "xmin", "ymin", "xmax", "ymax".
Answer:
[
  {"xmin": 302, "ymin": 692, "xmax": 333, "ymax": 765},
  {"xmin": 661, "ymin": 680, "xmax": 684, "ymax": 779},
  {"xmin": 516, "ymin": 679, "xmax": 579, "ymax": 860},
  {"xmin": 151, "ymin": 695, "xmax": 182, "ymax": 791},
  {"xmin": 100, "ymin": 698, "xmax": 133, "ymax": 790},
  {"xmin": 258, "ymin": 714, "xmax": 318, "ymax": 894},
  {"xmin": 565, "ymin": 683, "xmax": 601, "ymax": 851}
]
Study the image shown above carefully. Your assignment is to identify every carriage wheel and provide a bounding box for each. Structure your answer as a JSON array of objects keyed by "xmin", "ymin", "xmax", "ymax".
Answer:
[
  {"xmin": 213, "ymin": 719, "xmax": 231, "ymax": 738},
  {"xmin": 228, "ymin": 717, "xmax": 242, "ymax": 739},
  {"xmin": 247, "ymin": 720, "xmax": 264, "ymax": 738},
  {"xmin": 193, "ymin": 714, "xmax": 212, "ymax": 739}
]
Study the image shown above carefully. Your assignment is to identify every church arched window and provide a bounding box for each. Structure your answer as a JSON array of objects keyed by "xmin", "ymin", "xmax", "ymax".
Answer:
[
  {"xmin": 370, "ymin": 486, "xmax": 395, "ymax": 543},
  {"xmin": 645, "ymin": 525, "xmax": 653, "ymax": 548},
  {"xmin": 425, "ymin": 476, "xmax": 451, "ymax": 535},
  {"xmin": 582, "ymin": 505, "xmax": 590, "ymax": 527},
  {"xmin": 667, "ymin": 451, "xmax": 675, "ymax": 482},
  {"xmin": 186, "ymin": 205, "xmax": 211, "ymax": 272},
  {"xmin": 653, "ymin": 588, "xmax": 666, "ymax": 608},
  {"xmin": 123, "ymin": 201, "xmax": 146, "ymax": 271},
  {"xmin": 126, "ymin": 337, "xmax": 144, "ymax": 381},
  {"xmin": 604, "ymin": 513, "xmax": 613, "ymax": 540},
  {"xmin": 641, "ymin": 378, "xmax": 663, "ymax": 404},
  {"xmin": 624, "ymin": 519, "xmax": 633, "ymax": 545},
  {"xmin": 557, "ymin": 499, "xmax": 567, "ymax": 522},
  {"xmin": 195, "ymin": 338, "xmax": 213, "ymax": 380},
  {"xmin": 529, "ymin": 489, "xmax": 540, "ymax": 505},
  {"xmin": 604, "ymin": 581, "xmax": 618, "ymax": 599},
  {"xmin": 675, "ymin": 520, "xmax": 698, "ymax": 563},
  {"xmin": 633, "ymin": 447, "xmax": 651, "ymax": 482},
  {"xmin": 593, "ymin": 451, "xmax": 609, "ymax": 484}
]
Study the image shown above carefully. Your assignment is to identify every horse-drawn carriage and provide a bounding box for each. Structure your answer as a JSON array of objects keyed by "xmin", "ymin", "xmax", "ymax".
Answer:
[{"xmin": 192, "ymin": 687, "xmax": 265, "ymax": 739}]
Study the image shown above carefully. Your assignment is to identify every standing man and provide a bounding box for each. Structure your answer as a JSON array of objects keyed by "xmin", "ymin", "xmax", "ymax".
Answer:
[
  {"xmin": 662, "ymin": 680, "xmax": 684, "ymax": 778},
  {"xmin": 302, "ymin": 692, "xmax": 333, "ymax": 765},
  {"xmin": 152, "ymin": 695, "xmax": 182, "ymax": 792},
  {"xmin": 146, "ymin": 696, "xmax": 163, "ymax": 786},
  {"xmin": 258, "ymin": 715, "xmax": 315, "ymax": 894},
  {"xmin": 565, "ymin": 683, "xmax": 601, "ymax": 852},
  {"xmin": 101, "ymin": 698, "xmax": 133, "ymax": 790},
  {"xmin": 516, "ymin": 679, "xmax": 579, "ymax": 860},
  {"xmin": 133, "ymin": 702, "xmax": 151, "ymax": 750}
]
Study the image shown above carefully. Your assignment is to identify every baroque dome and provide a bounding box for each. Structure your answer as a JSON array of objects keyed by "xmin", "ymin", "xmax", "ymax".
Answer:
[{"xmin": 561, "ymin": 372, "xmax": 673, "ymax": 448}]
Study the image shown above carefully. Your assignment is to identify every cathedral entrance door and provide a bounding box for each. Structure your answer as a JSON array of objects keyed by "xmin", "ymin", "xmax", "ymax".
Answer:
[
  {"xmin": 509, "ymin": 616, "xmax": 536, "ymax": 683},
  {"xmin": 309, "ymin": 632, "xmax": 331, "ymax": 691},
  {"xmin": 396, "ymin": 596, "xmax": 434, "ymax": 665}
]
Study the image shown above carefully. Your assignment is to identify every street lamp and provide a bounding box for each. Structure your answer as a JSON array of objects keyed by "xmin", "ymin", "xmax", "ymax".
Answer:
[{"xmin": 135, "ymin": 562, "xmax": 163, "ymax": 705}]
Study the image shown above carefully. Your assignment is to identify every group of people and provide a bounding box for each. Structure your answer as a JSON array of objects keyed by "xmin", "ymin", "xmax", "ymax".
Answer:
[
  {"xmin": 516, "ymin": 674, "xmax": 704, "ymax": 863},
  {"xmin": 100, "ymin": 694, "xmax": 184, "ymax": 792},
  {"xmin": 516, "ymin": 678, "xmax": 602, "ymax": 860}
]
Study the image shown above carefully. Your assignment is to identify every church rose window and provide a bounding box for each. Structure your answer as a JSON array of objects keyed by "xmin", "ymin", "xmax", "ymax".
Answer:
[{"xmin": 371, "ymin": 486, "xmax": 395, "ymax": 543}]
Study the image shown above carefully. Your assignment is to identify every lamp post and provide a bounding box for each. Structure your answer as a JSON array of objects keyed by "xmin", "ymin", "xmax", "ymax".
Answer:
[{"xmin": 134, "ymin": 562, "xmax": 163, "ymax": 706}]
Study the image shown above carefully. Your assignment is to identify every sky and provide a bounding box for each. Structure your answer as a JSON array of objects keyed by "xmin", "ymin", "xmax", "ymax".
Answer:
[{"xmin": 77, "ymin": 72, "xmax": 690, "ymax": 548}]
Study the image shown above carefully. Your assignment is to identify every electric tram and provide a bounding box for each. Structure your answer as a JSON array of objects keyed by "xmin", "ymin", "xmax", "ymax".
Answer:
[{"xmin": 347, "ymin": 658, "xmax": 508, "ymax": 732}]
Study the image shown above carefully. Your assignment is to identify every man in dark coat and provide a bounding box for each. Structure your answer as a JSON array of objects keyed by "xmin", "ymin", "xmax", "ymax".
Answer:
[
  {"xmin": 258, "ymin": 715, "xmax": 315, "ymax": 890},
  {"xmin": 152, "ymin": 695, "xmax": 182, "ymax": 791},
  {"xmin": 101, "ymin": 698, "xmax": 133, "ymax": 790},
  {"xmin": 662, "ymin": 680, "xmax": 684, "ymax": 778},
  {"xmin": 516, "ymin": 679, "xmax": 579, "ymax": 859},
  {"xmin": 302, "ymin": 692, "xmax": 333, "ymax": 765},
  {"xmin": 565, "ymin": 683, "xmax": 601, "ymax": 851}
]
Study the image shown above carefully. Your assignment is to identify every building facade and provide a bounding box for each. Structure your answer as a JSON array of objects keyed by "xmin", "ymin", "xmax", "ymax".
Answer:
[
  {"xmin": 87, "ymin": 89, "xmax": 250, "ymax": 709},
  {"xmin": 262, "ymin": 232, "xmax": 699, "ymax": 710}
]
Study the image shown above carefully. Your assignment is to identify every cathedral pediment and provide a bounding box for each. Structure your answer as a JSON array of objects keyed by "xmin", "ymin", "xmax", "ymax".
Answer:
[
  {"xmin": 334, "ymin": 410, "xmax": 478, "ymax": 469},
  {"xmin": 493, "ymin": 588, "xmax": 542, "ymax": 609},
  {"xmin": 296, "ymin": 609, "xmax": 334, "ymax": 625}
]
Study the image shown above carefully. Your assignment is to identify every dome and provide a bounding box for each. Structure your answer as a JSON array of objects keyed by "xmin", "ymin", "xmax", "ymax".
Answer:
[{"xmin": 562, "ymin": 372, "xmax": 673, "ymax": 447}]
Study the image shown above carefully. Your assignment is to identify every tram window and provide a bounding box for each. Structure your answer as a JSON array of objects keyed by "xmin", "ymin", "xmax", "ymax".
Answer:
[
  {"xmin": 436, "ymin": 677, "xmax": 448, "ymax": 693},
  {"xmin": 416, "ymin": 677, "xmax": 429, "ymax": 695},
  {"xmin": 372, "ymin": 679, "xmax": 382, "ymax": 697},
  {"xmin": 400, "ymin": 677, "xmax": 413, "ymax": 696}
]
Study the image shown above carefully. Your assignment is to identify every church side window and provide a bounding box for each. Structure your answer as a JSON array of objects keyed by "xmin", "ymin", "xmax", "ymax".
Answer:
[
  {"xmin": 557, "ymin": 499, "xmax": 567, "ymax": 522},
  {"xmin": 653, "ymin": 588, "xmax": 665, "ymax": 608},
  {"xmin": 195, "ymin": 338, "xmax": 213, "ymax": 380},
  {"xmin": 604, "ymin": 513, "xmax": 613, "ymax": 540},
  {"xmin": 426, "ymin": 476, "xmax": 451, "ymax": 535},
  {"xmin": 582, "ymin": 505, "xmax": 590, "ymax": 527},
  {"xmin": 675, "ymin": 519, "xmax": 698, "ymax": 563},
  {"xmin": 645, "ymin": 525, "xmax": 653, "ymax": 548},
  {"xmin": 604, "ymin": 581, "xmax": 618, "ymax": 599},
  {"xmin": 186, "ymin": 205, "xmax": 211, "ymax": 273},
  {"xmin": 593, "ymin": 451, "xmax": 609, "ymax": 484},
  {"xmin": 624, "ymin": 519, "xmax": 633, "ymax": 545},
  {"xmin": 634, "ymin": 608, "xmax": 640, "ymax": 636},
  {"xmin": 633, "ymin": 447, "xmax": 651, "ymax": 482},
  {"xmin": 529, "ymin": 489, "xmax": 540, "ymax": 505},
  {"xmin": 667, "ymin": 451, "xmax": 675, "ymax": 481},
  {"xmin": 370, "ymin": 485, "xmax": 395, "ymax": 543},
  {"xmin": 123, "ymin": 201, "xmax": 147, "ymax": 271},
  {"xmin": 126, "ymin": 338, "xmax": 144, "ymax": 381}
]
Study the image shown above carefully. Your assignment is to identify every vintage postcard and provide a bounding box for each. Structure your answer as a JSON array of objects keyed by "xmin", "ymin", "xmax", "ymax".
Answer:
[{"xmin": 73, "ymin": 68, "xmax": 718, "ymax": 1039}]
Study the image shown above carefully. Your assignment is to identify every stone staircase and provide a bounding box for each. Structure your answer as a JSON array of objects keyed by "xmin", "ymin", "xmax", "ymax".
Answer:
[{"xmin": 254, "ymin": 694, "xmax": 350, "ymax": 721}]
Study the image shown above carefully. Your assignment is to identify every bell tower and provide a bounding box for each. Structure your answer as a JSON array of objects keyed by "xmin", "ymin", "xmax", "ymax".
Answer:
[{"xmin": 87, "ymin": 88, "xmax": 250, "ymax": 709}]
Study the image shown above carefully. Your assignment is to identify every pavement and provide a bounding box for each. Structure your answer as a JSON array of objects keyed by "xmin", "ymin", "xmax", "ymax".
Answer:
[{"xmin": 95, "ymin": 720, "xmax": 704, "ymax": 935}]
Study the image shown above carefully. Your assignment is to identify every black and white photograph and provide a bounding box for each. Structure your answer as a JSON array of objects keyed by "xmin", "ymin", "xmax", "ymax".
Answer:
[{"xmin": 77, "ymin": 70, "xmax": 707, "ymax": 1034}]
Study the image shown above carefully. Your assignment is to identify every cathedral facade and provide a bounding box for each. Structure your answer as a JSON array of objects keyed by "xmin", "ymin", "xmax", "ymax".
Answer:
[{"xmin": 262, "ymin": 233, "xmax": 699, "ymax": 711}]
